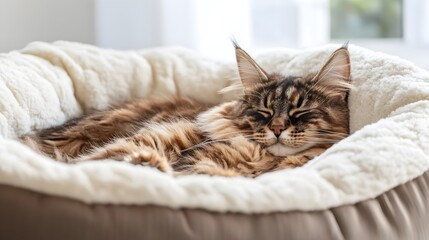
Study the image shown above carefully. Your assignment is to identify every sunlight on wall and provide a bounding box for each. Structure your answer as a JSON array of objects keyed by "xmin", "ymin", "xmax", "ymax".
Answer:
[
  {"xmin": 251, "ymin": 0, "xmax": 329, "ymax": 49},
  {"xmin": 97, "ymin": 0, "xmax": 251, "ymax": 60},
  {"xmin": 0, "ymin": 0, "xmax": 428, "ymax": 68},
  {"xmin": 96, "ymin": 0, "xmax": 328, "ymax": 59}
]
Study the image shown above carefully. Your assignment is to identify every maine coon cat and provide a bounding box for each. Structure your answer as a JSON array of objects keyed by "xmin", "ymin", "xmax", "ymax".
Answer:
[{"xmin": 22, "ymin": 43, "xmax": 351, "ymax": 177}]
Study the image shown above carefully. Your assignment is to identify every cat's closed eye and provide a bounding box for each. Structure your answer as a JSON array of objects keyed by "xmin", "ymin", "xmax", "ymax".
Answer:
[
  {"xmin": 256, "ymin": 109, "xmax": 273, "ymax": 118},
  {"xmin": 290, "ymin": 109, "xmax": 322, "ymax": 125},
  {"xmin": 290, "ymin": 109, "xmax": 312, "ymax": 118}
]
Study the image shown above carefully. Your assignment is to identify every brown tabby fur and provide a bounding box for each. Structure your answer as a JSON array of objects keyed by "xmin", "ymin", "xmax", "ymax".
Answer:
[{"xmin": 21, "ymin": 43, "xmax": 351, "ymax": 177}]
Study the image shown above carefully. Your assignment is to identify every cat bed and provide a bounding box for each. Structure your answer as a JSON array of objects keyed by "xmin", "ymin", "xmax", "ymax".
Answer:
[{"xmin": 0, "ymin": 41, "xmax": 429, "ymax": 240}]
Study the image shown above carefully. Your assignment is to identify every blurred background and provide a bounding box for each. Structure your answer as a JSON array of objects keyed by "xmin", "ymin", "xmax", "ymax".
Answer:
[{"xmin": 0, "ymin": 0, "xmax": 428, "ymax": 69}]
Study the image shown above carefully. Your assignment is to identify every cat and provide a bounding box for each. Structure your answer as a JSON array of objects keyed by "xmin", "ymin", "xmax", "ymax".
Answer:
[{"xmin": 21, "ymin": 43, "xmax": 351, "ymax": 177}]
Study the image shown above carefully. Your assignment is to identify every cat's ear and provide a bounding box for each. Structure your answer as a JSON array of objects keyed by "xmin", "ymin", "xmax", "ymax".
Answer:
[
  {"xmin": 233, "ymin": 41, "xmax": 269, "ymax": 92},
  {"xmin": 312, "ymin": 43, "xmax": 351, "ymax": 92}
]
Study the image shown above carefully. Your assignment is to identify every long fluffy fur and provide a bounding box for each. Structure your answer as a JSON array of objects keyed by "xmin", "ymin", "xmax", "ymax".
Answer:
[{"xmin": 21, "ymin": 45, "xmax": 352, "ymax": 177}]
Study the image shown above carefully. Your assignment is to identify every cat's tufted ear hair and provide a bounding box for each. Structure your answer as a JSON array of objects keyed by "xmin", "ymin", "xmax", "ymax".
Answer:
[
  {"xmin": 233, "ymin": 41, "xmax": 269, "ymax": 92},
  {"xmin": 312, "ymin": 42, "xmax": 352, "ymax": 94}
]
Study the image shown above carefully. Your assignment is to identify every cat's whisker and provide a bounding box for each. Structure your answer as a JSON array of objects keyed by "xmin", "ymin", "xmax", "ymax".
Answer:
[
  {"xmin": 180, "ymin": 133, "xmax": 261, "ymax": 152},
  {"xmin": 293, "ymin": 140, "xmax": 339, "ymax": 145},
  {"xmin": 305, "ymin": 137, "xmax": 343, "ymax": 141},
  {"xmin": 318, "ymin": 134, "xmax": 348, "ymax": 138},
  {"xmin": 180, "ymin": 140, "xmax": 225, "ymax": 152},
  {"xmin": 306, "ymin": 132, "xmax": 349, "ymax": 139},
  {"xmin": 204, "ymin": 134, "xmax": 271, "ymax": 147},
  {"xmin": 304, "ymin": 137, "xmax": 344, "ymax": 143},
  {"xmin": 306, "ymin": 132, "xmax": 348, "ymax": 137},
  {"xmin": 306, "ymin": 137, "xmax": 346, "ymax": 142},
  {"xmin": 305, "ymin": 129, "xmax": 348, "ymax": 135}
]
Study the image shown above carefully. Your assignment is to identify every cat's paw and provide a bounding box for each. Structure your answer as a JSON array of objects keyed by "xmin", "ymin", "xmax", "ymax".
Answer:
[{"xmin": 123, "ymin": 147, "xmax": 173, "ymax": 175}]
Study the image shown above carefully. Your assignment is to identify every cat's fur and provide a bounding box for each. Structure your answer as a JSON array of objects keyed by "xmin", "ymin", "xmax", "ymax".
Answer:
[{"xmin": 22, "ymin": 44, "xmax": 351, "ymax": 177}]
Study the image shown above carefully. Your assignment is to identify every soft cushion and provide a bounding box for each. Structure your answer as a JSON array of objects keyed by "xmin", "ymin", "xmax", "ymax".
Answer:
[{"xmin": 0, "ymin": 41, "xmax": 428, "ymax": 213}]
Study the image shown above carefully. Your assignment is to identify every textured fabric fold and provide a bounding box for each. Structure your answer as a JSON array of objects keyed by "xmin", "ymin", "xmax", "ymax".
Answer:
[{"xmin": 0, "ymin": 41, "xmax": 428, "ymax": 213}]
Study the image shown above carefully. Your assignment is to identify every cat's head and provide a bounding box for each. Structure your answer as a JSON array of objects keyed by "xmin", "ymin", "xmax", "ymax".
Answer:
[{"xmin": 232, "ymin": 43, "xmax": 351, "ymax": 156}]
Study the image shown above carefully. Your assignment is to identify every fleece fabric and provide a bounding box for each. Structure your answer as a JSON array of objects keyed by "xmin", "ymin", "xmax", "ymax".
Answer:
[{"xmin": 0, "ymin": 41, "xmax": 428, "ymax": 213}]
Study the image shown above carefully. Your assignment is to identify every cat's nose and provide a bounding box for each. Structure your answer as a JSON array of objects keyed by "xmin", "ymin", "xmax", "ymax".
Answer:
[{"xmin": 270, "ymin": 124, "xmax": 285, "ymax": 137}]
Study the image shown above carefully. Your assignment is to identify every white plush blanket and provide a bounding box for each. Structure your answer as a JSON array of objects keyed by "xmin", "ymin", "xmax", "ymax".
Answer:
[{"xmin": 0, "ymin": 41, "xmax": 428, "ymax": 213}]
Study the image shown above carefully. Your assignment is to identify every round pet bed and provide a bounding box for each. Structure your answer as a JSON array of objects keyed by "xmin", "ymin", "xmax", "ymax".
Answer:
[{"xmin": 0, "ymin": 41, "xmax": 428, "ymax": 240}]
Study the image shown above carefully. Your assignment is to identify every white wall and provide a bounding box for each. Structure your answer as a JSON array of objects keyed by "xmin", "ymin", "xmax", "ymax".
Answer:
[
  {"xmin": 0, "ymin": 0, "xmax": 251, "ymax": 60},
  {"xmin": 0, "ymin": 0, "xmax": 95, "ymax": 52},
  {"xmin": 251, "ymin": 0, "xmax": 329, "ymax": 48},
  {"xmin": 0, "ymin": 0, "xmax": 427, "ymax": 70},
  {"xmin": 96, "ymin": 0, "xmax": 159, "ymax": 50},
  {"xmin": 96, "ymin": 0, "xmax": 252, "ymax": 60}
]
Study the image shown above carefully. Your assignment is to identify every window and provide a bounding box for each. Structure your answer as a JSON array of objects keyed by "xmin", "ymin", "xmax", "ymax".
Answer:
[{"xmin": 330, "ymin": 0, "xmax": 403, "ymax": 39}]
